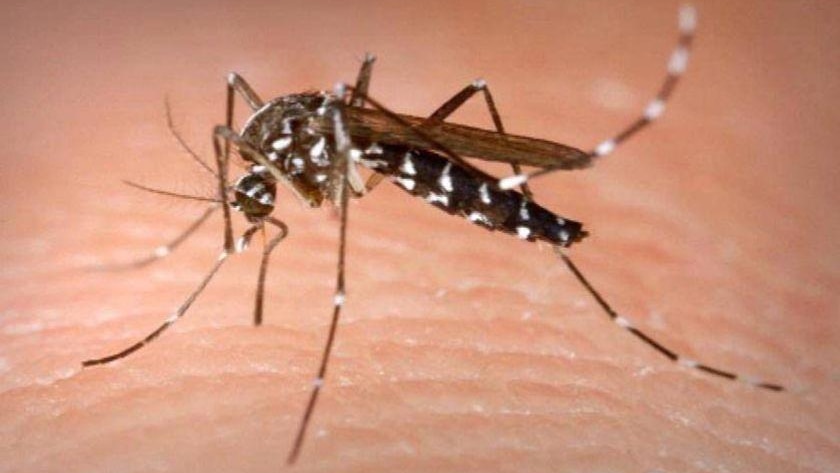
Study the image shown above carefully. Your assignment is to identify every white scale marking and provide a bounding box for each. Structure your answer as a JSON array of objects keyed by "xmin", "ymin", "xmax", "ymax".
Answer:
[
  {"xmin": 467, "ymin": 211, "xmax": 492, "ymax": 226},
  {"xmin": 519, "ymin": 202, "xmax": 530, "ymax": 221},
  {"xmin": 594, "ymin": 139, "xmax": 616, "ymax": 157},
  {"xmin": 438, "ymin": 163, "xmax": 453, "ymax": 192},
  {"xmin": 309, "ymin": 137, "xmax": 326, "ymax": 158},
  {"xmin": 400, "ymin": 152, "xmax": 417, "ymax": 175},
  {"xmin": 668, "ymin": 46, "xmax": 690, "ymax": 75},
  {"xmin": 235, "ymin": 236, "xmax": 249, "ymax": 253},
  {"xmin": 559, "ymin": 229, "xmax": 570, "ymax": 242},
  {"xmin": 315, "ymin": 173, "xmax": 328, "ymax": 183},
  {"xmin": 644, "ymin": 98, "xmax": 666, "ymax": 120},
  {"xmin": 679, "ymin": 5, "xmax": 697, "ymax": 34},
  {"xmin": 425, "ymin": 192, "xmax": 449, "ymax": 206},
  {"xmin": 358, "ymin": 157, "xmax": 388, "ymax": 168},
  {"xmin": 365, "ymin": 142, "xmax": 383, "ymax": 155},
  {"xmin": 738, "ymin": 375, "xmax": 760, "ymax": 386},
  {"xmin": 516, "ymin": 226, "xmax": 532, "ymax": 240},
  {"xmin": 291, "ymin": 157, "xmax": 305, "ymax": 169},
  {"xmin": 349, "ymin": 148, "xmax": 363, "ymax": 161},
  {"xmin": 246, "ymin": 183, "xmax": 264, "ymax": 198},
  {"xmin": 272, "ymin": 136, "xmax": 292, "ymax": 151},
  {"xmin": 259, "ymin": 194, "xmax": 273, "ymax": 205},
  {"xmin": 251, "ymin": 165, "xmax": 266, "ymax": 173},
  {"xmin": 678, "ymin": 358, "xmax": 698, "ymax": 369},
  {"xmin": 479, "ymin": 183, "xmax": 492, "ymax": 204},
  {"xmin": 395, "ymin": 177, "xmax": 416, "ymax": 191},
  {"xmin": 498, "ymin": 174, "xmax": 527, "ymax": 190},
  {"xmin": 333, "ymin": 292, "xmax": 346, "ymax": 307},
  {"xmin": 614, "ymin": 315, "xmax": 633, "ymax": 328}
]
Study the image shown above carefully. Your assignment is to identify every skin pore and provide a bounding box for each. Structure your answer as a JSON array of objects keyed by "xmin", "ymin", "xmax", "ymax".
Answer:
[{"xmin": 1, "ymin": 1, "xmax": 837, "ymax": 472}]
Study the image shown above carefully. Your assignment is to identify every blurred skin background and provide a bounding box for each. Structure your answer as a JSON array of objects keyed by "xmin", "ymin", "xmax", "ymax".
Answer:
[{"xmin": 1, "ymin": 1, "xmax": 838, "ymax": 472}]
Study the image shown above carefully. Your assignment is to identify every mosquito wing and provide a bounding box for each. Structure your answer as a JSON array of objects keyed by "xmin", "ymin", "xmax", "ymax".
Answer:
[{"xmin": 311, "ymin": 107, "xmax": 592, "ymax": 170}]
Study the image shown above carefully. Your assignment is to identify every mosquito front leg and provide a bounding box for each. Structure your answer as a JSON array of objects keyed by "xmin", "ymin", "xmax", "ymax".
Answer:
[
  {"xmin": 212, "ymin": 126, "xmax": 236, "ymax": 254},
  {"xmin": 426, "ymin": 79, "xmax": 533, "ymax": 198},
  {"xmin": 554, "ymin": 247, "xmax": 784, "ymax": 391},
  {"xmin": 286, "ymin": 93, "xmax": 353, "ymax": 465},
  {"xmin": 252, "ymin": 217, "xmax": 289, "ymax": 326},
  {"xmin": 499, "ymin": 5, "xmax": 697, "ymax": 190}
]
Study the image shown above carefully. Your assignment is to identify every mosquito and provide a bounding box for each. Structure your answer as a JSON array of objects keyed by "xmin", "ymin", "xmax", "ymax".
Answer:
[{"xmin": 83, "ymin": 5, "xmax": 784, "ymax": 465}]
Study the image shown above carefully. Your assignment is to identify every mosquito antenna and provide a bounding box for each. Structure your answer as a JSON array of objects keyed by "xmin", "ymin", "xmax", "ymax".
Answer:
[
  {"xmin": 122, "ymin": 179, "xmax": 223, "ymax": 204},
  {"xmin": 554, "ymin": 247, "xmax": 784, "ymax": 391},
  {"xmin": 499, "ymin": 4, "xmax": 697, "ymax": 190},
  {"xmin": 165, "ymin": 96, "xmax": 219, "ymax": 178}
]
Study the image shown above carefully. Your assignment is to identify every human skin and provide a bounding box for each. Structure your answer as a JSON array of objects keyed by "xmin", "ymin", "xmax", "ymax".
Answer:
[{"xmin": 1, "ymin": 1, "xmax": 838, "ymax": 472}]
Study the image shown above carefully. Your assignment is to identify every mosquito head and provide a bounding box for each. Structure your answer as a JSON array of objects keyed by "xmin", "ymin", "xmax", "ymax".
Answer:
[{"xmin": 232, "ymin": 171, "xmax": 277, "ymax": 222}]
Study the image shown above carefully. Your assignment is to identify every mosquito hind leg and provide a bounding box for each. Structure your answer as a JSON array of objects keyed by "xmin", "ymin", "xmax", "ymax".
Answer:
[
  {"xmin": 499, "ymin": 5, "xmax": 697, "ymax": 189},
  {"xmin": 553, "ymin": 247, "xmax": 784, "ymax": 392},
  {"xmin": 350, "ymin": 53, "xmax": 376, "ymax": 107},
  {"xmin": 425, "ymin": 79, "xmax": 533, "ymax": 198}
]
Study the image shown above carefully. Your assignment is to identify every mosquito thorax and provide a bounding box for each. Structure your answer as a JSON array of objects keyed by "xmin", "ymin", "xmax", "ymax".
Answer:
[{"xmin": 240, "ymin": 91, "xmax": 340, "ymax": 207}]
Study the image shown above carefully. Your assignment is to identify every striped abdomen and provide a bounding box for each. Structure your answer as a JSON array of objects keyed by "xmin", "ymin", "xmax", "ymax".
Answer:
[{"xmin": 361, "ymin": 144, "xmax": 586, "ymax": 247}]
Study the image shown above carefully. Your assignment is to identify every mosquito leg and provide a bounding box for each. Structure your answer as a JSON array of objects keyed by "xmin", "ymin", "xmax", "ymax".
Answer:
[
  {"xmin": 82, "ymin": 249, "xmax": 232, "ymax": 367},
  {"xmin": 553, "ymin": 247, "xmax": 784, "ymax": 391},
  {"xmin": 252, "ymin": 217, "xmax": 290, "ymax": 326},
  {"xmin": 426, "ymin": 79, "xmax": 533, "ymax": 198},
  {"xmin": 364, "ymin": 172, "xmax": 385, "ymax": 192},
  {"xmin": 286, "ymin": 93, "xmax": 353, "ymax": 465},
  {"xmin": 350, "ymin": 53, "xmax": 376, "ymax": 107},
  {"xmin": 93, "ymin": 204, "xmax": 219, "ymax": 271},
  {"xmin": 499, "ymin": 5, "xmax": 697, "ymax": 190},
  {"xmin": 218, "ymin": 72, "xmax": 264, "ymax": 245},
  {"xmin": 212, "ymin": 127, "xmax": 235, "ymax": 254}
]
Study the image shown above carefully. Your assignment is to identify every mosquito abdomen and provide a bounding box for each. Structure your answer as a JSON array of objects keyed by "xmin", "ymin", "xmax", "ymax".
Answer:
[{"xmin": 362, "ymin": 144, "xmax": 586, "ymax": 246}]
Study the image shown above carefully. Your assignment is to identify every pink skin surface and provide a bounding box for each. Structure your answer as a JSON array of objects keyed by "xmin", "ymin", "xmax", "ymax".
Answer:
[{"xmin": 1, "ymin": 1, "xmax": 838, "ymax": 472}]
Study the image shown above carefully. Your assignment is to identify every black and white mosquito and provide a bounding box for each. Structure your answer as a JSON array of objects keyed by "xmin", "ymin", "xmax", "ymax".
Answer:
[{"xmin": 84, "ymin": 5, "xmax": 784, "ymax": 465}]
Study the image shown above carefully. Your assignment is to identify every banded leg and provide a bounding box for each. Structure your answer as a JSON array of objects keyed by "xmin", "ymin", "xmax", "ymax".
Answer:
[
  {"xmin": 93, "ymin": 203, "xmax": 219, "ymax": 271},
  {"xmin": 426, "ymin": 79, "xmax": 533, "ymax": 198},
  {"xmin": 252, "ymin": 217, "xmax": 290, "ymax": 326},
  {"xmin": 81, "ymin": 249, "xmax": 232, "ymax": 366},
  {"xmin": 83, "ymin": 124, "xmax": 249, "ymax": 366},
  {"xmin": 554, "ymin": 247, "xmax": 784, "ymax": 391},
  {"xmin": 499, "ymin": 5, "xmax": 697, "ymax": 190},
  {"xmin": 286, "ymin": 94, "xmax": 353, "ymax": 465}
]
